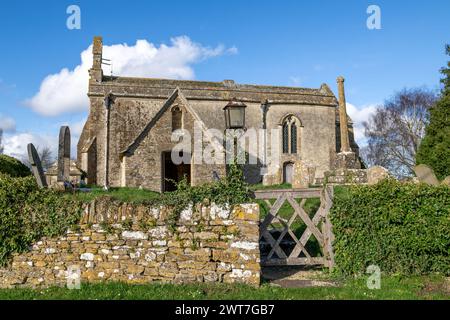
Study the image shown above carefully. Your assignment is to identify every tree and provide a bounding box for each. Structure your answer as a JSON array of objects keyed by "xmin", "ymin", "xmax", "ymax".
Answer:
[
  {"xmin": 0, "ymin": 154, "xmax": 31, "ymax": 177},
  {"xmin": 362, "ymin": 88, "xmax": 437, "ymax": 177},
  {"xmin": 0, "ymin": 129, "xmax": 4, "ymax": 154},
  {"xmin": 39, "ymin": 146, "xmax": 54, "ymax": 171},
  {"xmin": 416, "ymin": 45, "xmax": 450, "ymax": 180},
  {"xmin": 21, "ymin": 145, "xmax": 55, "ymax": 171}
]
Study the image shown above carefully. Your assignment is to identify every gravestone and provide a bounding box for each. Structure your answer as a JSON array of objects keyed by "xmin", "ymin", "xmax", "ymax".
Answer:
[
  {"xmin": 367, "ymin": 166, "xmax": 390, "ymax": 185},
  {"xmin": 413, "ymin": 164, "xmax": 439, "ymax": 186},
  {"xmin": 27, "ymin": 143, "xmax": 48, "ymax": 188},
  {"xmin": 441, "ymin": 176, "xmax": 450, "ymax": 186},
  {"xmin": 57, "ymin": 126, "xmax": 71, "ymax": 182},
  {"xmin": 292, "ymin": 161, "xmax": 310, "ymax": 189}
]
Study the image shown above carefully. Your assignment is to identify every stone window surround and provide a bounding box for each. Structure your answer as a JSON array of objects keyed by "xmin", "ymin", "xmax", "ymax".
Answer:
[
  {"xmin": 171, "ymin": 104, "xmax": 184, "ymax": 132},
  {"xmin": 279, "ymin": 114, "xmax": 302, "ymax": 155}
]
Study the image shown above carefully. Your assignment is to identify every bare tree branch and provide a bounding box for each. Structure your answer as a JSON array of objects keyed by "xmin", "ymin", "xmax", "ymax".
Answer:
[{"xmin": 361, "ymin": 88, "xmax": 437, "ymax": 178}]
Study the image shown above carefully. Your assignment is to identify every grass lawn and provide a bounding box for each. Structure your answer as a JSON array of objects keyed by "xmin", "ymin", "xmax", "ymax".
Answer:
[
  {"xmin": 0, "ymin": 275, "xmax": 447, "ymax": 300},
  {"xmin": 65, "ymin": 187, "xmax": 160, "ymax": 203}
]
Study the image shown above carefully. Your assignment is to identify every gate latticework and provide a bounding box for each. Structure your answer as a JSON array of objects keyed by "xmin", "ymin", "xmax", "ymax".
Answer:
[{"xmin": 254, "ymin": 187, "xmax": 335, "ymax": 268}]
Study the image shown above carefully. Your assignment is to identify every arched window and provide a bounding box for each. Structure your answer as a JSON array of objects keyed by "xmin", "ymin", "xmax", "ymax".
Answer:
[
  {"xmin": 281, "ymin": 115, "xmax": 301, "ymax": 154},
  {"xmin": 172, "ymin": 106, "xmax": 182, "ymax": 132},
  {"xmin": 282, "ymin": 123, "xmax": 289, "ymax": 153},
  {"xmin": 291, "ymin": 123, "xmax": 297, "ymax": 154}
]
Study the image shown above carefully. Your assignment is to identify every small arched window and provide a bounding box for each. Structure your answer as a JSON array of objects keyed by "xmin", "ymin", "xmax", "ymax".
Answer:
[
  {"xmin": 291, "ymin": 123, "xmax": 297, "ymax": 154},
  {"xmin": 281, "ymin": 115, "xmax": 301, "ymax": 154},
  {"xmin": 282, "ymin": 123, "xmax": 289, "ymax": 153},
  {"xmin": 172, "ymin": 106, "xmax": 182, "ymax": 132}
]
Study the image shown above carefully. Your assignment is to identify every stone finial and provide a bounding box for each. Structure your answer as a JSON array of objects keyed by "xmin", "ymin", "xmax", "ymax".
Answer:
[
  {"xmin": 336, "ymin": 76, "xmax": 351, "ymax": 152},
  {"xmin": 90, "ymin": 36, "xmax": 103, "ymax": 82},
  {"xmin": 93, "ymin": 36, "xmax": 103, "ymax": 55}
]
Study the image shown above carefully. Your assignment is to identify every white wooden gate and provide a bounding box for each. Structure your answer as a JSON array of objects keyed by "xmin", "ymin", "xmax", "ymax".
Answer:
[{"xmin": 254, "ymin": 187, "xmax": 335, "ymax": 268}]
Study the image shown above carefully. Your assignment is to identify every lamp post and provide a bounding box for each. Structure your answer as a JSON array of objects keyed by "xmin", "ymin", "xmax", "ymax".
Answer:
[
  {"xmin": 223, "ymin": 98, "xmax": 246, "ymax": 166},
  {"xmin": 223, "ymin": 98, "xmax": 247, "ymax": 130}
]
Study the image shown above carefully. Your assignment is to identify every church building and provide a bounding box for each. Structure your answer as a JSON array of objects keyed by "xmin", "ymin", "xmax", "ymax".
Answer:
[{"xmin": 77, "ymin": 37, "xmax": 361, "ymax": 192}]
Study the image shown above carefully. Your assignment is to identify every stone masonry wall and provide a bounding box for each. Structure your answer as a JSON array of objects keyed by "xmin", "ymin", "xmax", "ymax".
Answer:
[{"xmin": 0, "ymin": 200, "xmax": 260, "ymax": 288}]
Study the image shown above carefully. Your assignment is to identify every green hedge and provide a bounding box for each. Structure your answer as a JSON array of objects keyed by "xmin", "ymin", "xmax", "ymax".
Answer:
[
  {"xmin": 0, "ymin": 155, "xmax": 31, "ymax": 177},
  {"xmin": 0, "ymin": 164, "xmax": 250, "ymax": 266},
  {"xmin": 331, "ymin": 180, "xmax": 450, "ymax": 276},
  {"xmin": 0, "ymin": 174, "xmax": 82, "ymax": 266}
]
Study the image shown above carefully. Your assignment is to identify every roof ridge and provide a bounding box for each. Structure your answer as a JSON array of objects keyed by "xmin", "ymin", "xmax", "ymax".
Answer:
[{"xmin": 102, "ymin": 76, "xmax": 334, "ymax": 96}]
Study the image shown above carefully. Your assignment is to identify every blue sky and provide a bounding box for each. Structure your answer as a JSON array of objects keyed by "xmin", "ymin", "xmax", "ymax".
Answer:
[{"xmin": 0, "ymin": 0, "xmax": 449, "ymax": 159}]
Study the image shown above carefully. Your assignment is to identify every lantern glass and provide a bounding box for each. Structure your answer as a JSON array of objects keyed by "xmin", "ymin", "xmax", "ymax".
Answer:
[{"xmin": 229, "ymin": 107, "xmax": 245, "ymax": 129}]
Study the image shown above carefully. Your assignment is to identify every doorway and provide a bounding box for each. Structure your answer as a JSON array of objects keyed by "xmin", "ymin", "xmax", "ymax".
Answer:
[
  {"xmin": 162, "ymin": 151, "xmax": 191, "ymax": 192},
  {"xmin": 283, "ymin": 162, "xmax": 294, "ymax": 184}
]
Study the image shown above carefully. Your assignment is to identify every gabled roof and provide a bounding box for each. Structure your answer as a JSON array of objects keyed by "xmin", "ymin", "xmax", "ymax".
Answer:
[
  {"xmin": 121, "ymin": 87, "xmax": 223, "ymax": 156},
  {"xmin": 121, "ymin": 87, "xmax": 180, "ymax": 155},
  {"xmin": 89, "ymin": 77, "xmax": 338, "ymax": 106}
]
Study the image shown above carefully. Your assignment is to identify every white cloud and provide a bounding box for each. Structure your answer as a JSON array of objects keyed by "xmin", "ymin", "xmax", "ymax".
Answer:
[
  {"xmin": 26, "ymin": 36, "xmax": 237, "ymax": 116},
  {"xmin": 62, "ymin": 118, "xmax": 85, "ymax": 157},
  {"xmin": 289, "ymin": 76, "xmax": 303, "ymax": 86},
  {"xmin": 62, "ymin": 118, "xmax": 86, "ymax": 137},
  {"xmin": 346, "ymin": 102, "xmax": 378, "ymax": 146},
  {"xmin": 2, "ymin": 132, "xmax": 56, "ymax": 162},
  {"xmin": 0, "ymin": 114, "xmax": 16, "ymax": 132},
  {"xmin": 1, "ymin": 116, "xmax": 88, "ymax": 161}
]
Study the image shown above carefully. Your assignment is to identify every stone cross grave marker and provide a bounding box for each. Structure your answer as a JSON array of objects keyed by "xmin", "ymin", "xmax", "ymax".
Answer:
[
  {"xmin": 57, "ymin": 126, "xmax": 71, "ymax": 182},
  {"xmin": 27, "ymin": 143, "xmax": 48, "ymax": 188},
  {"xmin": 413, "ymin": 164, "xmax": 439, "ymax": 186}
]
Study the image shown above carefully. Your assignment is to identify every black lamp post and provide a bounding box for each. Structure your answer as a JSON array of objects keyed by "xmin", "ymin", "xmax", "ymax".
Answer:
[
  {"xmin": 223, "ymin": 98, "xmax": 247, "ymax": 168},
  {"xmin": 223, "ymin": 98, "xmax": 247, "ymax": 130}
]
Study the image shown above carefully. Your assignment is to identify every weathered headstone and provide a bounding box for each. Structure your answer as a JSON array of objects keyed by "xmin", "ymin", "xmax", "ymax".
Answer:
[
  {"xmin": 57, "ymin": 126, "xmax": 71, "ymax": 182},
  {"xmin": 441, "ymin": 176, "xmax": 450, "ymax": 186},
  {"xmin": 292, "ymin": 161, "xmax": 310, "ymax": 189},
  {"xmin": 27, "ymin": 143, "xmax": 48, "ymax": 188},
  {"xmin": 367, "ymin": 166, "xmax": 390, "ymax": 185},
  {"xmin": 413, "ymin": 164, "xmax": 439, "ymax": 186}
]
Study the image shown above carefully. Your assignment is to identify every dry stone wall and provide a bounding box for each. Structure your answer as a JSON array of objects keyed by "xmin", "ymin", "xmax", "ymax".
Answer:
[{"xmin": 0, "ymin": 200, "xmax": 260, "ymax": 288}]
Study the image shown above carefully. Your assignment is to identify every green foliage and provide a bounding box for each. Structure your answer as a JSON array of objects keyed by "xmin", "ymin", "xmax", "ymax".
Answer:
[
  {"xmin": 415, "ymin": 94, "xmax": 450, "ymax": 180},
  {"xmin": 148, "ymin": 164, "xmax": 251, "ymax": 224},
  {"xmin": 122, "ymin": 218, "xmax": 133, "ymax": 229},
  {"xmin": 416, "ymin": 44, "xmax": 450, "ymax": 180},
  {"xmin": 68, "ymin": 187, "xmax": 160, "ymax": 203},
  {"xmin": 0, "ymin": 275, "xmax": 447, "ymax": 300},
  {"xmin": 250, "ymin": 183, "xmax": 292, "ymax": 190},
  {"xmin": 0, "ymin": 154, "xmax": 31, "ymax": 177},
  {"xmin": 0, "ymin": 174, "xmax": 82, "ymax": 266},
  {"xmin": 440, "ymin": 44, "xmax": 450, "ymax": 92},
  {"xmin": 330, "ymin": 179, "xmax": 450, "ymax": 276},
  {"xmin": 99, "ymin": 221, "xmax": 114, "ymax": 234}
]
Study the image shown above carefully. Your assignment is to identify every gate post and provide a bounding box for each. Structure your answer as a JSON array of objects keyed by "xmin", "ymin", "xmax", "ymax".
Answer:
[{"xmin": 322, "ymin": 186, "xmax": 335, "ymax": 270}]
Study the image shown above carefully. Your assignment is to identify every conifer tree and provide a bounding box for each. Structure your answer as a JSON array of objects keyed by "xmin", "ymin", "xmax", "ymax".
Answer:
[{"xmin": 416, "ymin": 45, "xmax": 450, "ymax": 180}]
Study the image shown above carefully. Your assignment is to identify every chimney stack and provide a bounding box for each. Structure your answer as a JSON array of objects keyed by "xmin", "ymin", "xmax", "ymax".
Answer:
[
  {"xmin": 337, "ymin": 76, "xmax": 351, "ymax": 152},
  {"xmin": 89, "ymin": 36, "xmax": 103, "ymax": 83}
]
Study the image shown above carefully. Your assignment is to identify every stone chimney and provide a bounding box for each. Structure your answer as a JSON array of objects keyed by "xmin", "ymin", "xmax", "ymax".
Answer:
[
  {"xmin": 89, "ymin": 36, "xmax": 103, "ymax": 83},
  {"xmin": 337, "ymin": 76, "xmax": 351, "ymax": 152}
]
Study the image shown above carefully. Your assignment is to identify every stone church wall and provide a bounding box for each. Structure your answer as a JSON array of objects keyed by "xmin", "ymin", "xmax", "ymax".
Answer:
[
  {"xmin": 265, "ymin": 104, "xmax": 337, "ymax": 184},
  {"xmin": 0, "ymin": 201, "xmax": 260, "ymax": 288}
]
